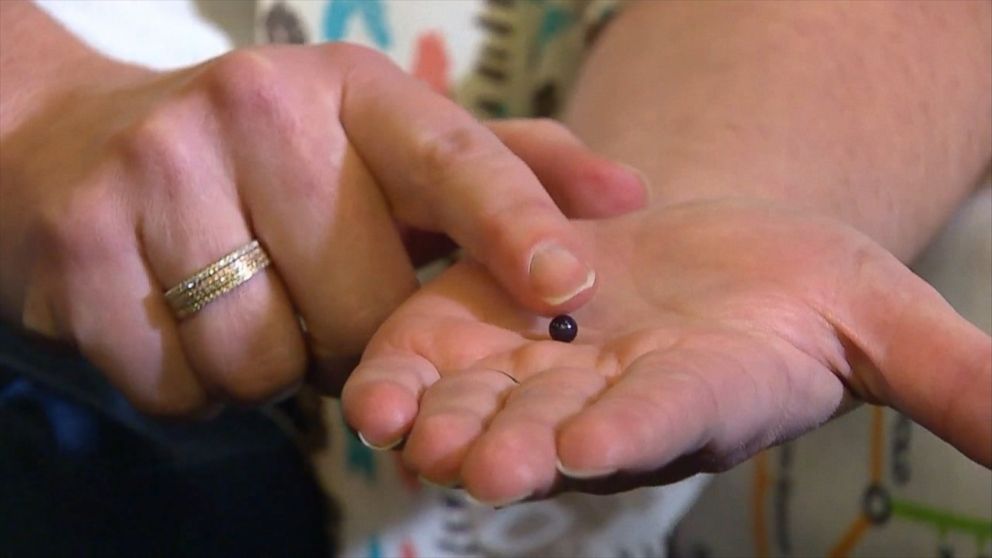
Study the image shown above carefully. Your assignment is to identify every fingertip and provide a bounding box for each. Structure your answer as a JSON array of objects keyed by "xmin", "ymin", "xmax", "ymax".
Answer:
[
  {"xmin": 571, "ymin": 159, "xmax": 650, "ymax": 217},
  {"xmin": 612, "ymin": 163, "xmax": 651, "ymax": 210},
  {"xmin": 403, "ymin": 411, "xmax": 482, "ymax": 484},
  {"xmin": 358, "ymin": 430, "xmax": 404, "ymax": 451},
  {"xmin": 462, "ymin": 434, "xmax": 530, "ymax": 488},
  {"xmin": 554, "ymin": 458, "xmax": 616, "ymax": 480},
  {"xmin": 487, "ymin": 118, "xmax": 649, "ymax": 218},
  {"xmin": 527, "ymin": 242, "xmax": 598, "ymax": 310},
  {"xmin": 464, "ymin": 488, "xmax": 534, "ymax": 508},
  {"xmin": 556, "ymin": 413, "xmax": 629, "ymax": 474},
  {"xmin": 342, "ymin": 378, "xmax": 418, "ymax": 448},
  {"xmin": 462, "ymin": 428, "xmax": 549, "ymax": 505}
]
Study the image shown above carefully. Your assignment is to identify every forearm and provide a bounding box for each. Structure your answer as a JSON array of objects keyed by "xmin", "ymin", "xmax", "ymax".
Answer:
[{"xmin": 566, "ymin": 1, "xmax": 991, "ymax": 261}]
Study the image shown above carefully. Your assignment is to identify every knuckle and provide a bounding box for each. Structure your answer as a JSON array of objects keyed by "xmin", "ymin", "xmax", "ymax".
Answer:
[
  {"xmin": 475, "ymin": 198, "xmax": 558, "ymax": 251},
  {"xmin": 205, "ymin": 50, "xmax": 277, "ymax": 104},
  {"xmin": 118, "ymin": 112, "xmax": 192, "ymax": 189},
  {"xmin": 204, "ymin": 338, "xmax": 307, "ymax": 405},
  {"xmin": 35, "ymin": 186, "xmax": 127, "ymax": 267},
  {"xmin": 203, "ymin": 50, "xmax": 296, "ymax": 130},
  {"xmin": 116, "ymin": 353, "xmax": 214, "ymax": 418},
  {"xmin": 413, "ymin": 125, "xmax": 501, "ymax": 187}
]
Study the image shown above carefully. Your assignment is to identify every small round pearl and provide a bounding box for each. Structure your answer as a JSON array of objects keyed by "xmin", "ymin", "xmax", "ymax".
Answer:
[{"xmin": 549, "ymin": 314, "xmax": 577, "ymax": 343}]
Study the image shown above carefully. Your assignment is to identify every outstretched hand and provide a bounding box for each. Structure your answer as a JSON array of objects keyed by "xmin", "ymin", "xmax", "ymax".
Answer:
[{"xmin": 343, "ymin": 200, "xmax": 991, "ymax": 505}]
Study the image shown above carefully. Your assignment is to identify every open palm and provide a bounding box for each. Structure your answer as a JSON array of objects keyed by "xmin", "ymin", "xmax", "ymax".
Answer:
[{"xmin": 342, "ymin": 200, "xmax": 991, "ymax": 505}]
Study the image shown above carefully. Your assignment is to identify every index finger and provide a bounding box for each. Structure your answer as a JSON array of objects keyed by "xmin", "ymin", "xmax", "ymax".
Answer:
[{"xmin": 337, "ymin": 48, "xmax": 597, "ymax": 314}]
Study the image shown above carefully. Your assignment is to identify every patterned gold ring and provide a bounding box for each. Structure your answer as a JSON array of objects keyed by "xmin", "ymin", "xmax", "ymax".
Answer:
[{"xmin": 163, "ymin": 240, "xmax": 271, "ymax": 320}]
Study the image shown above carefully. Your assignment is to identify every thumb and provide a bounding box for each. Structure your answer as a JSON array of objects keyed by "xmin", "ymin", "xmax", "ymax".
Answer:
[{"xmin": 836, "ymin": 247, "xmax": 991, "ymax": 467}]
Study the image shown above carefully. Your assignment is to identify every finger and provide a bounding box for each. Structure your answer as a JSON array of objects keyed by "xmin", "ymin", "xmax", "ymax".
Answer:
[
  {"xmin": 400, "ymin": 119, "xmax": 649, "ymax": 266},
  {"xmin": 556, "ymin": 352, "xmax": 715, "ymax": 478},
  {"xmin": 203, "ymin": 52, "xmax": 420, "ymax": 381},
  {"xmin": 143, "ymin": 213, "xmax": 305, "ymax": 405},
  {"xmin": 838, "ymin": 250, "xmax": 992, "ymax": 466},
  {"xmin": 44, "ymin": 193, "xmax": 208, "ymax": 415},
  {"xmin": 129, "ymin": 101, "xmax": 307, "ymax": 404},
  {"xmin": 341, "ymin": 351, "xmax": 441, "ymax": 450},
  {"xmin": 402, "ymin": 368, "xmax": 517, "ymax": 486},
  {"xmin": 339, "ymin": 49, "xmax": 598, "ymax": 314},
  {"xmin": 238, "ymin": 137, "xmax": 418, "ymax": 366},
  {"xmin": 555, "ymin": 336, "xmax": 836, "ymax": 478},
  {"xmin": 341, "ymin": 269, "xmax": 531, "ymax": 446},
  {"xmin": 486, "ymin": 119, "xmax": 648, "ymax": 218},
  {"xmin": 459, "ymin": 367, "xmax": 608, "ymax": 505}
]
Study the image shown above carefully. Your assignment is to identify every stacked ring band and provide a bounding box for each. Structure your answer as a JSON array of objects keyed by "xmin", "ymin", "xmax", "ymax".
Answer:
[{"xmin": 163, "ymin": 239, "xmax": 271, "ymax": 319}]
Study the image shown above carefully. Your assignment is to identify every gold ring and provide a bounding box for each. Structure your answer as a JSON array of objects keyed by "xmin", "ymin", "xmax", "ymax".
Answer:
[{"xmin": 163, "ymin": 240, "xmax": 271, "ymax": 319}]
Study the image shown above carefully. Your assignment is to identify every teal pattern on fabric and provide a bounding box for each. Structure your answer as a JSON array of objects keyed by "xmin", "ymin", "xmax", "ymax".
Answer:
[
  {"xmin": 537, "ymin": 4, "xmax": 574, "ymax": 48},
  {"xmin": 367, "ymin": 534, "xmax": 383, "ymax": 558},
  {"xmin": 323, "ymin": 0, "xmax": 392, "ymax": 48}
]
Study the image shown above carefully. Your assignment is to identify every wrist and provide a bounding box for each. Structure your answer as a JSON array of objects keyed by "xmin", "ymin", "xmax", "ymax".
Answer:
[
  {"xmin": 639, "ymin": 168, "xmax": 815, "ymax": 225},
  {"xmin": 0, "ymin": 2, "xmax": 153, "ymax": 139},
  {"xmin": 637, "ymin": 160, "xmax": 928, "ymax": 261}
]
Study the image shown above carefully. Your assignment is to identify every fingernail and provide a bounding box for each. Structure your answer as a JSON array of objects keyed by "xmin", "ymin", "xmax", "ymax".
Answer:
[
  {"xmin": 265, "ymin": 380, "xmax": 303, "ymax": 405},
  {"xmin": 619, "ymin": 163, "xmax": 647, "ymax": 185},
  {"xmin": 418, "ymin": 476, "xmax": 461, "ymax": 490},
  {"xmin": 529, "ymin": 243, "xmax": 596, "ymax": 306},
  {"xmin": 619, "ymin": 163, "xmax": 652, "ymax": 204},
  {"xmin": 556, "ymin": 458, "xmax": 616, "ymax": 479},
  {"xmin": 357, "ymin": 431, "xmax": 403, "ymax": 451},
  {"xmin": 464, "ymin": 489, "xmax": 533, "ymax": 508}
]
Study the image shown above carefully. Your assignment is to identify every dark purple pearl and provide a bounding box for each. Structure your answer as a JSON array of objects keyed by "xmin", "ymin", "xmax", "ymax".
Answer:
[{"xmin": 549, "ymin": 314, "xmax": 577, "ymax": 343}]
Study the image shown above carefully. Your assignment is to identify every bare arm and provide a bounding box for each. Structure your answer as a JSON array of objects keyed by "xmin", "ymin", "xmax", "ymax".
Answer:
[
  {"xmin": 566, "ymin": 0, "xmax": 991, "ymax": 261},
  {"xmin": 0, "ymin": 0, "xmax": 145, "ymax": 137}
]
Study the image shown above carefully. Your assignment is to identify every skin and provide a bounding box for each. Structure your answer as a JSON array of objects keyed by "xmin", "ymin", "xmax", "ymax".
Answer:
[
  {"xmin": 0, "ymin": 1, "xmax": 648, "ymax": 414},
  {"xmin": 342, "ymin": 1, "xmax": 992, "ymax": 505}
]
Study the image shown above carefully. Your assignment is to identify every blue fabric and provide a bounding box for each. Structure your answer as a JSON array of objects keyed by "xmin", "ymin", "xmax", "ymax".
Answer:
[
  {"xmin": 0, "ymin": 323, "xmax": 333, "ymax": 557},
  {"xmin": 322, "ymin": 0, "xmax": 391, "ymax": 48}
]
